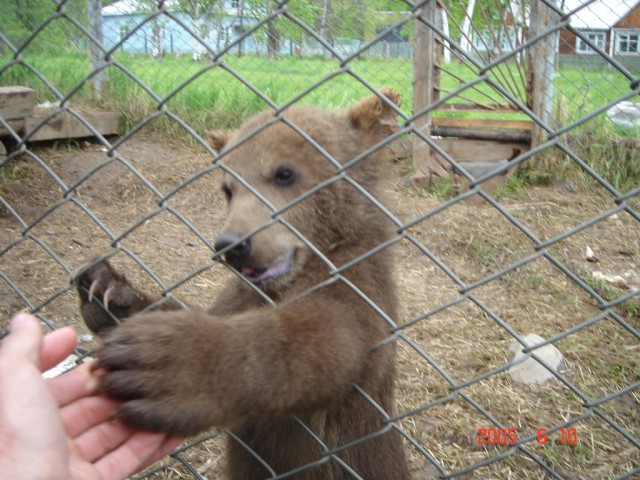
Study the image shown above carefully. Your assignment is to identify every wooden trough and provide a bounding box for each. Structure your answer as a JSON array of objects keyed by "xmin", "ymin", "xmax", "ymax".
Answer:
[
  {"xmin": 388, "ymin": 115, "xmax": 533, "ymax": 195},
  {"xmin": 0, "ymin": 86, "xmax": 120, "ymax": 159}
]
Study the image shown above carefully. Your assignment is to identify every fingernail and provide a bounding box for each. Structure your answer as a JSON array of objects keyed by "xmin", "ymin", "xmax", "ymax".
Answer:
[{"xmin": 83, "ymin": 360, "xmax": 100, "ymax": 393}]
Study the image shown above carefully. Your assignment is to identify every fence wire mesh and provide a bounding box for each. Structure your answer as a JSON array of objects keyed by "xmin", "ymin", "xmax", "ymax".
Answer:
[{"xmin": 0, "ymin": 0, "xmax": 639, "ymax": 479}]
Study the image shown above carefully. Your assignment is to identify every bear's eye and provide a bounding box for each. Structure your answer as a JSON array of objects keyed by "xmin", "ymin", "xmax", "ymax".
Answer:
[
  {"xmin": 221, "ymin": 184, "xmax": 233, "ymax": 202},
  {"xmin": 274, "ymin": 165, "xmax": 296, "ymax": 186}
]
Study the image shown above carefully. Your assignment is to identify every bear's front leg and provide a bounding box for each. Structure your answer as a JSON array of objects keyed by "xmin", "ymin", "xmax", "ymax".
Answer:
[
  {"xmin": 73, "ymin": 259, "xmax": 160, "ymax": 334},
  {"xmin": 94, "ymin": 295, "xmax": 371, "ymax": 437},
  {"xmin": 93, "ymin": 310, "xmax": 230, "ymax": 436}
]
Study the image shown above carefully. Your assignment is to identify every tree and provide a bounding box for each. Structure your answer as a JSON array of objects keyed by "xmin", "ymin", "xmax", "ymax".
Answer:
[
  {"xmin": 317, "ymin": 0, "xmax": 332, "ymax": 45},
  {"xmin": 87, "ymin": 0, "xmax": 105, "ymax": 98},
  {"xmin": 266, "ymin": 4, "xmax": 280, "ymax": 59},
  {"xmin": 459, "ymin": 0, "xmax": 476, "ymax": 52},
  {"xmin": 3, "ymin": 0, "xmax": 86, "ymax": 54},
  {"xmin": 127, "ymin": 0, "xmax": 167, "ymax": 57},
  {"xmin": 325, "ymin": 0, "xmax": 374, "ymax": 42},
  {"xmin": 433, "ymin": 0, "xmax": 530, "ymax": 63},
  {"xmin": 440, "ymin": 4, "xmax": 452, "ymax": 64},
  {"xmin": 176, "ymin": 0, "xmax": 227, "ymax": 59},
  {"xmin": 237, "ymin": 0, "xmax": 246, "ymax": 56},
  {"xmin": 241, "ymin": 0, "xmax": 279, "ymax": 58},
  {"xmin": 178, "ymin": 0, "xmax": 203, "ymax": 60},
  {"xmin": 282, "ymin": 0, "xmax": 322, "ymax": 55}
]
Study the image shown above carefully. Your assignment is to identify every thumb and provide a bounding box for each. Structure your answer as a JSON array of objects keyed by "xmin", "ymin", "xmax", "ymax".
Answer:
[{"xmin": 2, "ymin": 313, "xmax": 44, "ymax": 365}]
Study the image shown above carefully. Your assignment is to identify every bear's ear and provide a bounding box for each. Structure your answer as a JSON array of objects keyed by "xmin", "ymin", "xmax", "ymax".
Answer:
[
  {"xmin": 205, "ymin": 129, "xmax": 230, "ymax": 152},
  {"xmin": 348, "ymin": 87, "xmax": 401, "ymax": 131}
]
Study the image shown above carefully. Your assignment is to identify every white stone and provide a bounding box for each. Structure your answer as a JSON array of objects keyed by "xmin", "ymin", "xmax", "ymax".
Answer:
[
  {"xmin": 508, "ymin": 334, "xmax": 565, "ymax": 384},
  {"xmin": 607, "ymin": 101, "xmax": 640, "ymax": 129}
]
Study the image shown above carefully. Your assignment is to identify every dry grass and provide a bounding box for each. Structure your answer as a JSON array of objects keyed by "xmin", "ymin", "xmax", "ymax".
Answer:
[
  {"xmin": 387, "ymin": 172, "xmax": 639, "ymax": 479},
  {"xmin": 0, "ymin": 136, "xmax": 638, "ymax": 479}
]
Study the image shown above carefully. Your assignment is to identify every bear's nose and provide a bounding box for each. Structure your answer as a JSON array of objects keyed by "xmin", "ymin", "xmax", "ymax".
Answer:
[{"xmin": 215, "ymin": 231, "xmax": 252, "ymax": 268}]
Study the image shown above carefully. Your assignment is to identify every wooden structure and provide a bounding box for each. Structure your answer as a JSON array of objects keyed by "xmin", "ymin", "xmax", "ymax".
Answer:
[
  {"xmin": 0, "ymin": 86, "xmax": 120, "ymax": 159},
  {"xmin": 409, "ymin": 0, "xmax": 561, "ymax": 192}
]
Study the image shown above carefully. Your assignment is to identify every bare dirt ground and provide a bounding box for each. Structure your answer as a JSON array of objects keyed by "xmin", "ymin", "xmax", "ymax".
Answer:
[{"xmin": 0, "ymin": 135, "xmax": 638, "ymax": 479}]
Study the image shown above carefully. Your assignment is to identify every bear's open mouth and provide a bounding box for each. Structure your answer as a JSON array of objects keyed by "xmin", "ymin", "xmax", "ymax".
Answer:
[{"xmin": 240, "ymin": 250, "xmax": 295, "ymax": 284}]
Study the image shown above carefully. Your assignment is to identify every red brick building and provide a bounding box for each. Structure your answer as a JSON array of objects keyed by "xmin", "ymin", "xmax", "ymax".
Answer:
[{"xmin": 559, "ymin": 0, "xmax": 640, "ymax": 57}]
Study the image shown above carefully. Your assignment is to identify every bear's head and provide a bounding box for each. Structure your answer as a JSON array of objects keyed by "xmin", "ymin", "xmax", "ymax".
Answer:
[{"xmin": 207, "ymin": 88, "xmax": 401, "ymax": 293}]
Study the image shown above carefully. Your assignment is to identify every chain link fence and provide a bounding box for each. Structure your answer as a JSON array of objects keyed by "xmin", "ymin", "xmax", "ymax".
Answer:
[{"xmin": 1, "ymin": 0, "xmax": 639, "ymax": 479}]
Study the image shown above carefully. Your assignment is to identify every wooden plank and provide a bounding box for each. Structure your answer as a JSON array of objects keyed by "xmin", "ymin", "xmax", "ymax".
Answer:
[
  {"xmin": 412, "ymin": 2, "xmax": 443, "ymax": 185},
  {"xmin": 386, "ymin": 137, "xmax": 528, "ymax": 163},
  {"xmin": 0, "ymin": 118, "xmax": 26, "ymax": 136},
  {"xmin": 432, "ymin": 116, "xmax": 533, "ymax": 131},
  {"xmin": 431, "ymin": 126, "xmax": 531, "ymax": 143},
  {"xmin": 0, "ymin": 86, "xmax": 36, "ymax": 120},
  {"xmin": 412, "ymin": 5, "xmax": 433, "ymax": 170},
  {"xmin": 386, "ymin": 136, "xmax": 523, "ymax": 197},
  {"xmin": 437, "ymin": 103, "xmax": 519, "ymax": 112},
  {"xmin": 434, "ymin": 138, "xmax": 527, "ymax": 163},
  {"xmin": 527, "ymin": 0, "xmax": 559, "ymax": 148},
  {"xmin": 24, "ymin": 111, "xmax": 120, "ymax": 141}
]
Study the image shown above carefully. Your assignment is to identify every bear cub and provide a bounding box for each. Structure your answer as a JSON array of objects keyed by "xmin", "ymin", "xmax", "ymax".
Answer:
[{"xmin": 75, "ymin": 88, "xmax": 410, "ymax": 480}]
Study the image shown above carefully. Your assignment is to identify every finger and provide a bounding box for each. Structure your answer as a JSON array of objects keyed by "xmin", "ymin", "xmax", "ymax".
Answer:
[
  {"xmin": 93, "ymin": 432, "xmax": 182, "ymax": 480},
  {"xmin": 1, "ymin": 314, "xmax": 43, "ymax": 364},
  {"xmin": 40, "ymin": 327, "xmax": 78, "ymax": 371},
  {"xmin": 75, "ymin": 424, "xmax": 181, "ymax": 469},
  {"xmin": 47, "ymin": 362, "xmax": 100, "ymax": 407},
  {"xmin": 143, "ymin": 435, "xmax": 183, "ymax": 468},
  {"xmin": 73, "ymin": 418, "xmax": 134, "ymax": 463},
  {"xmin": 156, "ymin": 435, "xmax": 182, "ymax": 459},
  {"xmin": 60, "ymin": 395, "xmax": 121, "ymax": 438}
]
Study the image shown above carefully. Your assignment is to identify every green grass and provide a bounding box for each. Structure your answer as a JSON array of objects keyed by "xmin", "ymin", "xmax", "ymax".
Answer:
[
  {"xmin": 584, "ymin": 276, "xmax": 640, "ymax": 320},
  {"xmin": 1, "ymin": 50, "xmax": 639, "ymax": 189},
  {"xmin": 0, "ymin": 52, "xmax": 416, "ymax": 123},
  {"xmin": 0, "ymin": 51, "xmax": 633, "ymax": 124},
  {"xmin": 0, "ymin": 157, "xmax": 29, "ymax": 196}
]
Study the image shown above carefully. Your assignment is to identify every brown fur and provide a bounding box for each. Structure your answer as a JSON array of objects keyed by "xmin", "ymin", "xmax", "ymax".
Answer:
[{"xmin": 75, "ymin": 88, "xmax": 410, "ymax": 479}]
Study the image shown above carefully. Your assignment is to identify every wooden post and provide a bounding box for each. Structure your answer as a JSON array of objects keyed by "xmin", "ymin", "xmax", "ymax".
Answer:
[
  {"xmin": 527, "ymin": 0, "xmax": 558, "ymax": 149},
  {"xmin": 412, "ymin": 0, "xmax": 446, "ymax": 187}
]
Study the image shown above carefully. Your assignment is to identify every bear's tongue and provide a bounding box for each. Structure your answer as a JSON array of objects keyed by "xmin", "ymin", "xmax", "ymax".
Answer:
[
  {"xmin": 242, "ymin": 267, "xmax": 266, "ymax": 281},
  {"xmin": 241, "ymin": 256, "xmax": 291, "ymax": 284}
]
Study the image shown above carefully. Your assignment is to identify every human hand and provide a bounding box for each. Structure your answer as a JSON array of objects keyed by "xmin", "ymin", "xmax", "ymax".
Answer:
[{"xmin": 0, "ymin": 313, "xmax": 182, "ymax": 480}]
